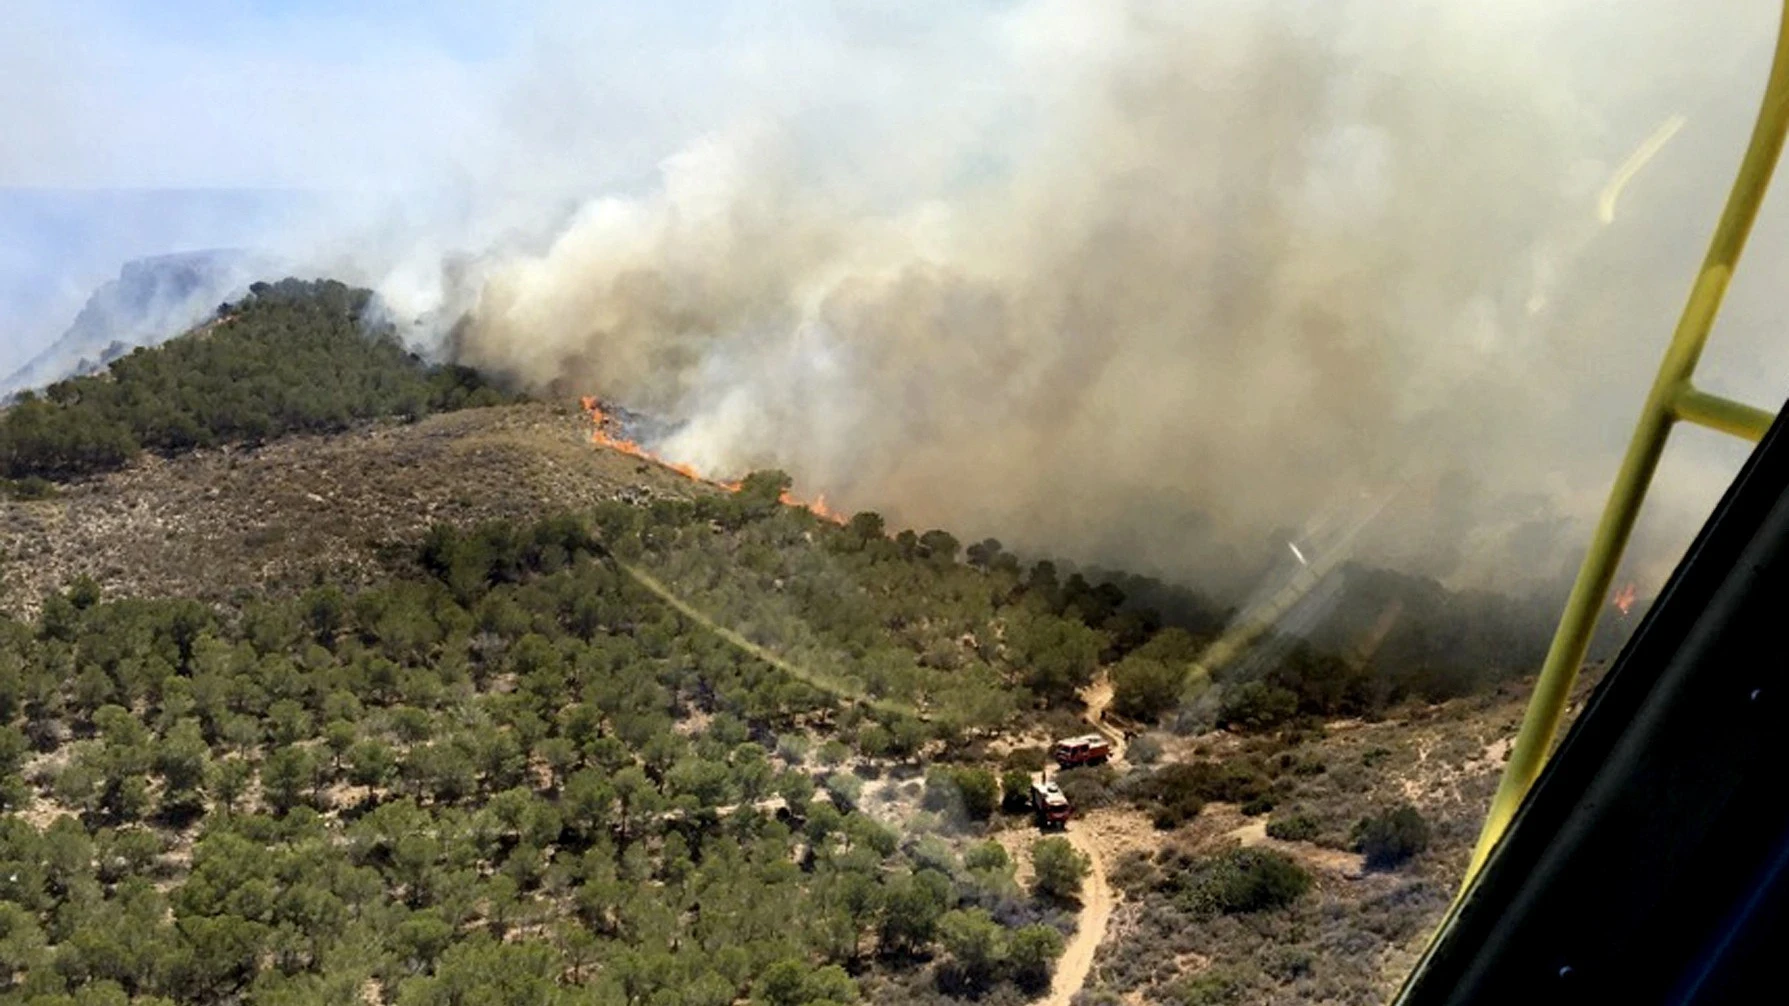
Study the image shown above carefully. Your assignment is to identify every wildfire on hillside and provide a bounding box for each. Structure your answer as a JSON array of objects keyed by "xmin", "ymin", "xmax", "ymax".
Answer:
[
  {"xmin": 1612, "ymin": 581, "xmax": 1638, "ymax": 616},
  {"xmin": 579, "ymin": 397, "xmax": 844, "ymax": 523}
]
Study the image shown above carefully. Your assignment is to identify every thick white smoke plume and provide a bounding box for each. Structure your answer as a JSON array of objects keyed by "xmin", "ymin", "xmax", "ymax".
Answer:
[
  {"xmin": 12, "ymin": 0, "xmax": 1787, "ymax": 599},
  {"xmin": 432, "ymin": 0, "xmax": 1787, "ymax": 595}
]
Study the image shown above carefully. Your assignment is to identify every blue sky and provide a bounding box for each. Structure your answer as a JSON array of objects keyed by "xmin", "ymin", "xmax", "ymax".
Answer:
[{"xmin": 0, "ymin": 0, "xmax": 846, "ymax": 193}]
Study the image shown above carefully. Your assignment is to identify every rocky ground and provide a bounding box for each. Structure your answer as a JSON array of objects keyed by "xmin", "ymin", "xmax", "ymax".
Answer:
[{"xmin": 0, "ymin": 401, "xmax": 713, "ymax": 616}]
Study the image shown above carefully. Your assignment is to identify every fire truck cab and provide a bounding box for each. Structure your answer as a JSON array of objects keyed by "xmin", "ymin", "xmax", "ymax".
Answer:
[
  {"xmin": 1031, "ymin": 777, "xmax": 1071, "ymax": 829},
  {"xmin": 1053, "ymin": 734, "xmax": 1113, "ymax": 768}
]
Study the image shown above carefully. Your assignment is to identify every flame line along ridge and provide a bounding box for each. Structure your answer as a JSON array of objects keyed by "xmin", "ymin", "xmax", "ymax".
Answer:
[{"xmin": 578, "ymin": 396, "xmax": 844, "ymax": 523}]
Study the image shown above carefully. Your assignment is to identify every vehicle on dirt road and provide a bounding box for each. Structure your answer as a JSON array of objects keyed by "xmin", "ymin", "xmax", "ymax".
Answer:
[
  {"xmin": 1031, "ymin": 777, "xmax": 1071, "ymax": 829},
  {"xmin": 1054, "ymin": 734, "xmax": 1112, "ymax": 768}
]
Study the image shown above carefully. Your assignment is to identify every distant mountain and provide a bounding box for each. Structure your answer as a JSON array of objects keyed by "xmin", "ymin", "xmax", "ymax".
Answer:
[{"xmin": 2, "ymin": 248, "xmax": 277, "ymax": 396}]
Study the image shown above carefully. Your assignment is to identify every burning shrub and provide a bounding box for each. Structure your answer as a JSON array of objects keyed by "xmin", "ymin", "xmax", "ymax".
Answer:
[{"xmin": 1127, "ymin": 732, "xmax": 1165, "ymax": 764}]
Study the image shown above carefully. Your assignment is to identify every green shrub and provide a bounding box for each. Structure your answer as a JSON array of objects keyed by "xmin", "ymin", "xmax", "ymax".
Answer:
[
  {"xmin": 0, "ymin": 278, "xmax": 511, "ymax": 482},
  {"xmin": 1180, "ymin": 848, "xmax": 1312, "ymax": 915},
  {"xmin": 1032, "ymin": 837, "xmax": 1091, "ymax": 901},
  {"xmin": 1007, "ymin": 923, "xmax": 1065, "ymax": 991},
  {"xmin": 1353, "ymin": 804, "xmax": 1431, "ymax": 869},
  {"xmin": 1216, "ymin": 681, "xmax": 1300, "ymax": 732},
  {"xmin": 1265, "ymin": 810, "xmax": 1320, "ymax": 843},
  {"xmin": 1112, "ymin": 655, "xmax": 1186, "ymax": 722},
  {"xmin": 1174, "ymin": 968, "xmax": 1243, "ymax": 1005},
  {"xmin": 953, "ymin": 767, "xmax": 999, "ymax": 821},
  {"xmin": 1000, "ymin": 769, "xmax": 1034, "ymax": 814},
  {"xmin": 0, "ymin": 476, "xmax": 57, "ymax": 500}
]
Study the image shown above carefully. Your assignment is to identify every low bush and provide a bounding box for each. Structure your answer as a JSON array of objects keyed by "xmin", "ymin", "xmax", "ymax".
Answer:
[
  {"xmin": 1056, "ymin": 765, "xmax": 1116, "ymax": 812},
  {"xmin": 1216, "ymin": 681, "xmax": 1300, "ymax": 732},
  {"xmin": 1173, "ymin": 967, "xmax": 1244, "ymax": 1005},
  {"xmin": 1000, "ymin": 769, "xmax": 1034, "ymax": 815},
  {"xmin": 923, "ymin": 765, "xmax": 999, "ymax": 822},
  {"xmin": 1138, "ymin": 759, "xmax": 1274, "ymax": 830},
  {"xmin": 1031, "ymin": 837, "xmax": 1091, "ymax": 902},
  {"xmin": 1128, "ymin": 732, "xmax": 1165, "ymax": 764},
  {"xmin": 1265, "ymin": 810, "xmax": 1320, "ymax": 843},
  {"xmin": 1175, "ymin": 847, "xmax": 1312, "ymax": 915},
  {"xmin": 1353, "ymin": 804, "xmax": 1431, "ymax": 869}
]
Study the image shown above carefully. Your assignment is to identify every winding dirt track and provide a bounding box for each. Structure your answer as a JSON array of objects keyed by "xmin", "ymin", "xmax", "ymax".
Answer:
[
  {"xmin": 1038, "ymin": 673, "xmax": 1127, "ymax": 1006},
  {"xmin": 1042, "ymin": 823, "xmax": 1114, "ymax": 1006}
]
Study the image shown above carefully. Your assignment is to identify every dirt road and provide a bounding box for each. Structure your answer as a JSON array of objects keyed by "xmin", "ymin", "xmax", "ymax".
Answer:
[
  {"xmin": 1041, "ymin": 822, "xmax": 1113, "ymax": 1006},
  {"xmin": 1081, "ymin": 673, "xmax": 1127, "ymax": 761},
  {"xmin": 1034, "ymin": 678, "xmax": 1134, "ymax": 1005}
]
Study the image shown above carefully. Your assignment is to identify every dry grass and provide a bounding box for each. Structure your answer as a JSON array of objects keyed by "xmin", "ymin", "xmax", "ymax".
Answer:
[
  {"xmin": 1075, "ymin": 683, "xmax": 1561, "ymax": 1005},
  {"xmin": 0, "ymin": 401, "xmax": 716, "ymax": 615}
]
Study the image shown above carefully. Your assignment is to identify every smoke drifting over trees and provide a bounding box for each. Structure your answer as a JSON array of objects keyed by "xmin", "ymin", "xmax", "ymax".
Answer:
[
  {"xmin": 429, "ymin": 0, "xmax": 1786, "ymax": 596},
  {"xmin": 15, "ymin": 0, "xmax": 1789, "ymax": 596}
]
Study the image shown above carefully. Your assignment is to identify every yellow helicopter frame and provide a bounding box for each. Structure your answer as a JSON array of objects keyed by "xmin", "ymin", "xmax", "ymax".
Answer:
[
  {"xmin": 1396, "ymin": 6, "xmax": 1789, "ymax": 997},
  {"xmin": 1460, "ymin": 3, "xmax": 1789, "ymax": 889}
]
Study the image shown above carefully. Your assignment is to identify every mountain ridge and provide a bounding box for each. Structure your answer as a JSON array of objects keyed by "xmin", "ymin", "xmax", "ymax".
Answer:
[{"xmin": 3, "ymin": 248, "xmax": 274, "ymax": 397}]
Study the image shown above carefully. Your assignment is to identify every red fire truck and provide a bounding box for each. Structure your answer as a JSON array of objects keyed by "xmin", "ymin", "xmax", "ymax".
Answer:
[
  {"xmin": 1030, "ymin": 777, "xmax": 1071, "ymax": 829},
  {"xmin": 1053, "ymin": 734, "xmax": 1113, "ymax": 768}
]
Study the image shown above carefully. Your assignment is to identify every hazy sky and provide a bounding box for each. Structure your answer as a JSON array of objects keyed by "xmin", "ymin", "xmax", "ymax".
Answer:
[
  {"xmin": 0, "ymin": 0, "xmax": 1010, "ymax": 371},
  {"xmin": 2, "ymin": 0, "xmax": 708, "ymax": 370}
]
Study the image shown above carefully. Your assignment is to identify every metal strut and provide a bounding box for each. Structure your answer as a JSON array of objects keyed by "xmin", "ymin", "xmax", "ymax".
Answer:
[{"xmin": 1458, "ymin": 0, "xmax": 1789, "ymax": 901}]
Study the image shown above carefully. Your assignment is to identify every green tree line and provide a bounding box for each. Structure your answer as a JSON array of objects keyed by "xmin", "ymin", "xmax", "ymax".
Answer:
[
  {"xmin": 0, "ymin": 497, "xmax": 1092, "ymax": 1005},
  {"xmin": 0, "ymin": 278, "xmax": 510, "ymax": 482}
]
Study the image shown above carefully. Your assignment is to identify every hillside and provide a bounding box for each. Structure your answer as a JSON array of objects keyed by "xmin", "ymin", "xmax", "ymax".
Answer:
[
  {"xmin": 0, "ymin": 402, "xmax": 708, "ymax": 617},
  {"xmin": 0, "ymin": 278, "xmax": 508, "ymax": 485},
  {"xmin": 0, "ymin": 283, "xmax": 1574, "ymax": 1006},
  {"xmin": 2, "ymin": 250, "xmax": 274, "ymax": 399}
]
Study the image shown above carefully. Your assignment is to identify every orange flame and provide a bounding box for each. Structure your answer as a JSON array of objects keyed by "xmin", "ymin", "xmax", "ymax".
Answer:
[
  {"xmin": 579, "ymin": 396, "xmax": 844, "ymax": 523},
  {"xmin": 1612, "ymin": 581, "xmax": 1638, "ymax": 616}
]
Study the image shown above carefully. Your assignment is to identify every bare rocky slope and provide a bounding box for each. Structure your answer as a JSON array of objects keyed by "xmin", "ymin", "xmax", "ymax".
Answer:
[{"xmin": 0, "ymin": 402, "xmax": 709, "ymax": 616}]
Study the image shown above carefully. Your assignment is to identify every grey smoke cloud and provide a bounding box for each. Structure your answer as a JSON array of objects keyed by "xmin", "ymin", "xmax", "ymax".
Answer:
[
  {"xmin": 449, "ymin": 0, "xmax": 1788, "ymax": 595},
  {"xmin": 8, "ymin": 0, "xmax": 1787, "ymax": 599}
]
